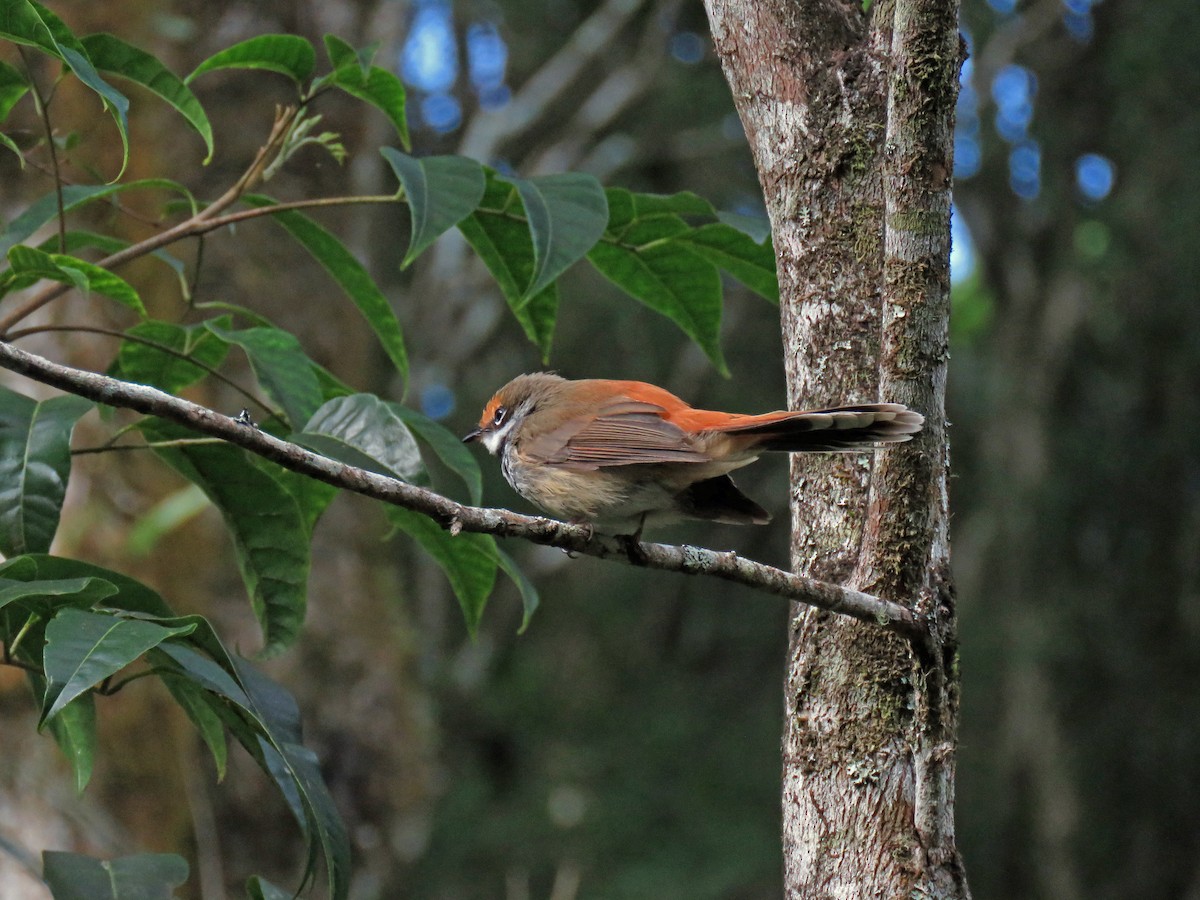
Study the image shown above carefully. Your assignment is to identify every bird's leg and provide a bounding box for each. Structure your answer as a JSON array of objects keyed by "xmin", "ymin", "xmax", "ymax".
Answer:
[{"xmin": 618, "ymin": 514, "xmax": 649, "ymax": 566}]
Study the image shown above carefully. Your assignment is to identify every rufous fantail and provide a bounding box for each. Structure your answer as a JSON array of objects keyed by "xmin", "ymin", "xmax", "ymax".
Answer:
[{"xmin": 463, "ymin": 373, "xmax": 923, "ymax": 534}]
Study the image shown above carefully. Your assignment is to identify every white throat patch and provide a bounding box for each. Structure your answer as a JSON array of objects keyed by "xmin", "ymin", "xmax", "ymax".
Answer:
[{"xmin": 482, "ymin": 417, "xmax": 518, "ymax": 455}]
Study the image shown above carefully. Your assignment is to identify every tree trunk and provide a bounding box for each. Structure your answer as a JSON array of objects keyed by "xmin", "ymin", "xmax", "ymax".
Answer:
[{"xmin": 704, "ymin": 0, "xmax": 969, "ymax": 896}]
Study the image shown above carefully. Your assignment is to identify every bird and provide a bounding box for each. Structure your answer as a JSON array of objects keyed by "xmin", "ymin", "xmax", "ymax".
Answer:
[{"xmin": 463, "ymin": 372, "xmax": 923, "ymax": 536}]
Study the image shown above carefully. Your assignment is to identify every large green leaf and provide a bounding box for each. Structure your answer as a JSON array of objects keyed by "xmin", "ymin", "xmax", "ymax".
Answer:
[
  {"xmin": 40, "ymin": 607, "xmax": 196, "ymax": 725},
  {"xmin": 207, "ymin": 324, "xmax": 324, "ymax": 430},
  {"xmin": 246, "ymin": 876, "xmax": 293, "ymax": 900},
  {"xmin": 43, "ymin": 851, "xmax": 189, "ymax": 900},
  {"xmin": 43, "ymin": 684, "xmax": 96, "ymax": 792},
  {"xmin": 588, "ymin": 215, "xmax": 727, "ymax": 374},
  {"xmin": 81, "ymin": 33, "xmax": 214, "ymax": 163},
  {"xmin": 0, "ymin": 555, "xmax": 174, "ymax": 616},
  {"xmin": 186, "ymin": 34, "xmax": 316, "ymax": 85},
  {"xmin": 496, "ymin": 548, "xmax": 540, "ymax": 634},
  {"xmin": 677, "ymin": 221, "xmax": 779, "ymax": 303},
  {"xmin": 381, "ymin": 150, "xmax": 485, "ymax": 267},
  {"xmin": 387, "ymin": 507, "xmax": 497, "ymax": 635},
  {"xmin": 325, "ymin": 37, "xmax": 409, "ymax": 149},
  {"xmin": 296, "ymin": 394, "xmax": 427, "ymax": 484},
  {"xmin": 2, "ymin": 246, "xmax": 146, "ymax": 315},
  {"xmin": 112, "ymin": 318, "xmax": 232, "ymax": 395},
  {"xmin": 502, "ymin": 172, "xmax": 609, "ymax": 299},
  {"xmin": 160, "ymin": 673, "xmax": 228, "ymax": 780},
  {"xmin": 142, "ymin": 421, "xmax": 311, "ymax": 656},
  {"xmin": 3, "ymin": 1, "xmax": 132, "ymax": 180},
  {"xmin": 243, "ymin": 195, "xmax": 409, "ymax": 383},
  {"xmin": 0, "ymin": 179, "xmax": 195, "ymax": 256},
  {"xmin": 0, "ymin": 387, "xmax": 92, "ymax": 556},
  {"xmin": 458, "ymin": 175, "xmax": 557, "ymax": 357},
  {"xmin": 0, "ymin": 58, "xmax": 29, "ymax": 122}
]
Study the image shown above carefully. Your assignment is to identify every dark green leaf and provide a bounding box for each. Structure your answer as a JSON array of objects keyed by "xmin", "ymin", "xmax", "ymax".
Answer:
[
  {"xmin": 458, "ymin": 176, "xmax": 557, "ymax": 357},
  {"xmin": 186, "ymin": 34, "xmax": 316, "ymax": 85},
  {"xmin": 1, "ymin": 555, "xmax": 175, "ymax": 616},
  {"xmin": 142, "ymin": 421, "xmax": 311, "ymax": 656},
  {"xmin": 496, "ymin": 548, "xmax": 540, "ymax": 633},
  {"xmin": 43, "ymin": 851, "xmax": 188, "ymax": 900},
  {"xmin": 381, "ymin": 150, "xmax": 484, "ymax": 266},
  {"xmin": 0, "ymin": 58, "xmax": 29, "ymax": 121},
  {"xmin": 296, "ymin": 394, "xmax": 427, "ymax": 484},
  {"xmin": 41, "ymin": 608, "xmax": 196, "ymax": 725},
  {"xmin": 604, "ymin": 188, "xmax": 716, "ymax": 233},
  {"xmin": 81, "ymin": 33, "xmax": 213, "ymax": 163},
  {"xmin": 243, "ymin": 195, "xmax": 409, "ymax": 383},
  {"xmin": 246, "ymin": 875, "xmax": 293, "ymax": 900},
  {"xmin": 0, "ymin": 387, "xmax": 92, "ymax": 556},
  {"xmin": 160, "ymin": 673, "xmax": 228, "ymax": 780},
  {"xmin": 112, "ymin": 318, "xmax": 232, "ymax": 395},
  {"xmin": 391, "ymin": 404, "xmax": 482, "ymax": 505},
  {"xmin": 678, "ymin": 222, "xmax": 779, "ymax": 303},
  {"xmin": 717, "ymin": 209, "xmax": 772, "ymax": 243},
  {"xmin": 502, "ymin": 172, "xmax": 608, "ymax": 299},
  {"xmin": 387, "ymin": 507, "xmax": 497, "ymax": 635},
  {"xmin": 588, "ymin": 216, "xmax": 727, "ymax": 374},
  {"xmin": 249, "ymin": 459, "xmax": 336, "ymax": 536},
  {"xmin": 206, "ymin": 324, "xmax": 323, "ymax": 429},
  {"xmin": 44, "ymin": 686, "xmax": 96, "ymax": 792},
  {"xmin": 0, "ymin": 575, "xmax": 117, "ymax": 613},
  {"xmin": 329, "ymin": 59, "xmax": 409, "ymax": 150}
]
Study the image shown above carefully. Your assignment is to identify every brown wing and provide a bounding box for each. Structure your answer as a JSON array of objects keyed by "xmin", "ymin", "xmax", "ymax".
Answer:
[{"xmin": 524, "ymin": 397, "xmax": 710, "ymax": 470}]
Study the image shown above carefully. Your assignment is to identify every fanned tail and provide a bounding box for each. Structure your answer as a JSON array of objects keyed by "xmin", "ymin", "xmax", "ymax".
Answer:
[{"xmin": 717, "ymin": 403, "xmax": 924, "ymax": 452}]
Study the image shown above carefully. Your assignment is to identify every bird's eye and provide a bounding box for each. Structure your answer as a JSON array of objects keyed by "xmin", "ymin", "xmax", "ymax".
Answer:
[{"xmin": 492, "ymin": 406, "xmax": 508, "ymax": 426}]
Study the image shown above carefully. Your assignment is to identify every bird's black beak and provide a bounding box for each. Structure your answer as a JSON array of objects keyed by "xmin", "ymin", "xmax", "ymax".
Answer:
[{"xmin": 462, "ymin": 428, "xmax": 482, "ymax": 444}]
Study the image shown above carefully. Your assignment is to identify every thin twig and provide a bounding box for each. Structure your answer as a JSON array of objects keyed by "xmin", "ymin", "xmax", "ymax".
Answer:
[
  {"xmin": 6, "ymin": 324, "xmax": 286, "ymax": 426},
  {"xmin": 17, "ymin": 46, "xmax": 66, "ymax": 253},
  {"xmin": 0, "ymin": 338, "xmax": 928, "ymax": 641}
]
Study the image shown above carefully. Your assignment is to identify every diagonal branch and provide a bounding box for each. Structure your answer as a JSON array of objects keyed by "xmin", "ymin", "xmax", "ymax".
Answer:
[{"xmin": 0, "ymin": 338, "xmax": 927, "ymax": 641}]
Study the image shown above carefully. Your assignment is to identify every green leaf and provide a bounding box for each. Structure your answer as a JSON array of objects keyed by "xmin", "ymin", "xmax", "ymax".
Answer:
[
  {"xmin": 296, "ymin": 394, "xmax": 427, "ymax": 485},
  {"xmin": 0, "ymin": 58, "xmax": 29, "ymax": 122},
  {"xmin": 126, "ymin": 484, "xmax": 209, "ymax": 557},
  {"xmin": 38, "ymin": 231, "xmax": 190, "ymax": 298},
  {"xmin": 604, "ymin": 188, "xmax": 715, "ymax": 232},
  {"xmin": 41, "ymin": 608, "xmax": 196, "ymax": 725},
  {"xmin": 387, "ymin": 507, "xmax": 497, "ymax": 635},
  {"xmin": 381, "ymin": 150, "xmax": 485, "ymax": 267},
  {"xmin": 390, "ymin": 404, "xmax": 482, "ymax": 505},
  {"xmin": 502, "ymin": 172, "xmax": 608, "ymax": 299},
  {"xmin": 328, "ymin": 53, "xmax": 409, "ymax": 150},
  {"xmin": 246, "ymin": 875, "xmax": 293, "ymax": 900},
  {"xmin": 496, "ymin": 548, "xmax": 540, "ymax": 634},
  {"xmin": 81, "ymin": 33, "xmax": 214, "ymax": 163},
  {"xmin": 112, "ymin": 318, "xmax": 232, "ymax": 395},
  {"xmin": 142, "ymin": 421, "xmax": 312, "ymax": 656},
  {"xmin": 458, "ymin": 176, "xmax": 557, "ymax": 357},
  {"xmin": 0, "ymin": 575, "xmax": 118, "ymax": 613},
  {"xmin": 160, "ymin": 673, "xmax": 228, "ymax": 780},
  {"xmin": 254, "ymin": 459, "xmax": 336, "ymax": 536},
  {"xmin": 2, "ymin": 246, "xmax": 146, "ymax": 314},
  {"xmin": 44, "ymin": 685, "xmax": 96, "ymax": 792},
  {"xmin": 243, "ymin": 195, "xmax": 409, "ymax": 383},
  {"xmin": 1, "ymin": 554, "xmax": 175, "ymax": 616},
  {"xmin": 0, "ymin": 387, "xmax": 92, "ymax": 556},
  {"xmin": 8, "ymin": 1, "xmax": 132, "ymax": 180},
  {"xmin": 206, "ymin": 324, "xmax": 324, "ymax": 430},
  {"xmin": 588, "ymin": 216, "xmax": 727, "ymax": 374},
  {"xmin": 43, "ymin": 851, "xmax": 189, "ymax": 900},
  {"xmin": 678, "ymin": 222, "xmax": 779, "ymax": 303},
  {"xmin": 186, "ymin": 34, "xmax": 316, "ymax": 85},
  {"xmin": 0, "ymin": 130, "xmax": 22, "ymax": 166},
  {"xmin": 0, "ymin": 179, "xmax": 195, "ymax": 256}
]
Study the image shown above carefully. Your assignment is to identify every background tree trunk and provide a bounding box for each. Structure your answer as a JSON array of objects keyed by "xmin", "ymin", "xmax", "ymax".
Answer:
[{"xmin": 704, "ymin": 0, "xmax": 968, "ymax": 895}]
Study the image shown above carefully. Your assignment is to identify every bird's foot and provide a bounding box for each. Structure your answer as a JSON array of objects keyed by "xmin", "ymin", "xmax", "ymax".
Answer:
[{"xmin": 618, "ymin": 514, "xmax": 649, "ymax": 565}]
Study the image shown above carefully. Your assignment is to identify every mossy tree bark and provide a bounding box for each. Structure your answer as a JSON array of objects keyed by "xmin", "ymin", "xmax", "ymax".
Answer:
[{"xmin": 704, "ymin": 0, "xmax": 969, "ymax": 896}]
